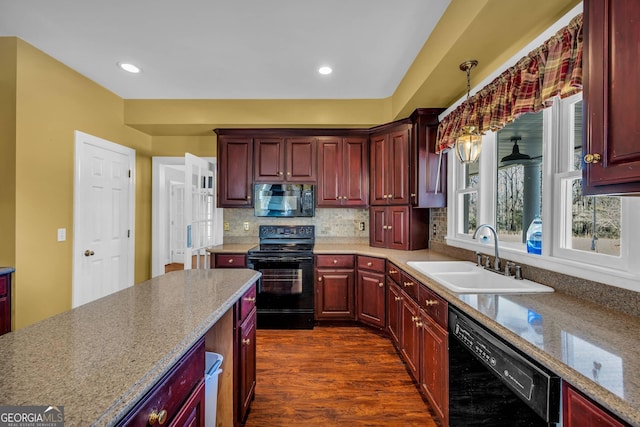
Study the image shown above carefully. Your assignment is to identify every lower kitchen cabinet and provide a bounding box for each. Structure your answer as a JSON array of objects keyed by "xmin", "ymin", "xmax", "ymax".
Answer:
[
  {"xmin": 235, "ymin": 285, "xmax": 257, "ymax": 426},
  {"xmin": 315, "ymin": 255, "xmax": 355, "ymax": 321},
  {"xmin": 400, "ymin": 294, "xmax": 421, "ymax": 381},
  {"xmin": 420, "ymin": 313, "xmax": 448, "ymax": 426},
  {"xmin": 212, "ymin": 253, "xmax": 247, "ymax": 269},
  {"xmin": 356, "ymin": 256, "xmax": 386, "ymax": 329},
  {"xmin": 386, "ymin": 281, "xmax": 403, "ymax": 349},
  {"xmin": 563, "ymin": 382, "xmax": 629, "ymax": 427},
  {"xmin": 117, "ymin": 339, "xmax": 205, "ymax": 427}
]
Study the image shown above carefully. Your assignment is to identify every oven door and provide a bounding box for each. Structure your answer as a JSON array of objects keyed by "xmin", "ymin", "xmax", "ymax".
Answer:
[{"xmin": 247, "ymin": 255, "xmax": 314, "ymax": 329}]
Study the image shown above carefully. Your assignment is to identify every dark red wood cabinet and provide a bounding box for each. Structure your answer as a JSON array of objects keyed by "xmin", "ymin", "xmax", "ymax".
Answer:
[
  {"xmin": 583, "ymin": 0, "xmax": 640, "ymax": 195},
  {"xmin": 314, "ymin": 255, "xmax": 355, "ymax": 321},
  {"xmin": 370, "ymin": 205, "xmax": 429, "ymax": 250},
  {"xmin": 235, "ymin": 284, "xmax": 257, "ymax": 426},
  {"xmin": 254, "ymin": 136, "xmax": 317, "ymax": 183},
  {"xmin": 409, "ymin": 108, "xmax": 447, "ymax": 207},
  {"xmin": 212, "ymin": 253, "xmax": 247, "ymax": 269},
  {"xmin": 0, "ymin": 269, "xmax": 12, "ymax": 336},
  {"xmin": 419, "ymin": 307, "xmax": 448, "ymax": 427},
  {"xmin": 117, "ymin": 339, "xmax": 205, "ymax": 427},
  {"xmin": 386, "ymin": 280, "xmax": 403, "ymax": 350},
  {"xmin": 217, "ymin": 136, "xmax": 253, "ymax": 207},
  {"xmin": 356, "ymin": 256, "xmax": 386, "ymax": 329},
  {"xmin": 370, "ymin": 125, "xmax": 411, "ymax": 206},
  {"xmin": 563, "ymin": 382, "xmax": 629, "ymax": 427},
  {"xmin": 317, "ymin": 136, "xmax": 368, "ymax": 207},
  {"xmin": 400, "ymin": 291, "xmax": 421, "ymax": 382}
]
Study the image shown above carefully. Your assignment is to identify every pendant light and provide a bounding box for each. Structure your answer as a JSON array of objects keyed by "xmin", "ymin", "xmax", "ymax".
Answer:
[
  {"xmin": 455, "ymin": 60, "xmax": 482, "ymax": 164},
  {"xmin": 501, "ymin": 136, "xmax": 531, "ymax": 164}
]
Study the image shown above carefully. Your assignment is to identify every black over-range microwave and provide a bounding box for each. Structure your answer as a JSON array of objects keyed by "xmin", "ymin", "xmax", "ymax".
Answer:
[{"xmin": 254, "ymin": 184, "xmax": 315, "ymax": 217}]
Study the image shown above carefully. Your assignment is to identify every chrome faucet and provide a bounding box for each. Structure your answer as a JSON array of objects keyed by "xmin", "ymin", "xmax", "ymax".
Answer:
[{"xmin": 472, "ymin": 224, "xmax": 500, "ymax": 271}]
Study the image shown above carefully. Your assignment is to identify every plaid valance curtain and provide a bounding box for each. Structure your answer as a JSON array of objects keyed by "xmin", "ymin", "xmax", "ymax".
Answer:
[{"xmin": 436, "ymin": 13, "xmax": 583, "ymax": 153}]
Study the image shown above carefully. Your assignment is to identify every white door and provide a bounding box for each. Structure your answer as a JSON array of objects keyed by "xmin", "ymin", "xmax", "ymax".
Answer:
[
  {"xmin": 73, "ymin": 131, "xmax": 135, "ymax": 307},
  {"xmin": 184, "ymin": 153, "xmax": 222, "ymax": 269},
  {"xmin": 169, "ymin": 180, "xmax": 185, "ymax": 264}
]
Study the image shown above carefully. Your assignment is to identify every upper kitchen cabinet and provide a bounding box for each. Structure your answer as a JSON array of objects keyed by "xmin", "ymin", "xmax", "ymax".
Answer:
[
  {"xmin": 583, "ymin": 0, "xmax": 640, "ymax": 195},
  {"xmin": 409, "ymin": 108, "xmax": 447, "ymax": 207},
  {"xmin": 254, "ymin": 137, "xmax": 317, "ymax": 183},
  {"xmin": 317, "ymin": 136, "xmax": 368, "ymax": 207},
  {"xmin": 217, "ymin": 135, "xmax": 253, "ymax": 207},
  {"xmin": 370, "ymin": 123, "xmax": 411, "ymax": 205}
]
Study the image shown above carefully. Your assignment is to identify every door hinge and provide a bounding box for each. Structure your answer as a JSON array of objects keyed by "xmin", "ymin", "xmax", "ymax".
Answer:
[
  {"xmin": 127, "ymin": 229, "xmax": 131, "ymax": 238},
  {"xmin": 128, "ymin": 169, "xmax": 131, "ymax": 178}
]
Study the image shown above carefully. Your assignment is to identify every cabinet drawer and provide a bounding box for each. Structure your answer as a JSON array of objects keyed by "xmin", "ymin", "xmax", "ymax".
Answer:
[
  {"xmin": 0, "ymin": 275, "xmax": 6, "ymax": 297},
  {"xmin": 238, "ymin": 283, "xmax": 257, "ymax": 322},
  {"xmin": 316, "ymin": 255, "xmax": 354, "ymax": 268},
  {"xmin": 418, "ymin": 284, "xmax": 448, "ymax": 329},
  {"xmin": 400, "ymin": 271, "xmax": 419, "ymax": 300},
  {"xmin": 386, "ymin": 261, "xmax": 401, "ymax": 285},
  {"xmin": 119, "ymin": 338, "xmax": 205, "ymax": 427},
  {"xmin": 214, "ymin": 253, "xmax": 247, "ymax": 268},
  {"xmin": 357, "ymin": 256, "xmax": 385, "ymax": 273}
]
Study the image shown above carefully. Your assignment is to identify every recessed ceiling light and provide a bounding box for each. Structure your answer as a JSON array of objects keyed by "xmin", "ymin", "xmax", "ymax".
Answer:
[
  {"xmin": 318, "ymin": 66, "xmax": 332, "ymax": 75},
  {"xmin": 117, "ymin": 62, "xmax": 141, "ymax": 74}
]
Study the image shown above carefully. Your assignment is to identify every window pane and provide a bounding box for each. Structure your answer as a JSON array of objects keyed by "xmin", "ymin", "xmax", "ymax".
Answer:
[
  {"xmin": 465, "ymin": 162, "xmax": 479, "ymax": 189},
  {"xmin": 496, "ymin": 112, "xmax": 543, "ymax": 244},
  {"xmin": 460, "ymin": 192, "xmax": 478, "ymax": 235},
  {"xmin": 570, "ymin": 179, "xmax": 621, "ymax": 256},
  {"xmin": 572, "ymin": 100, "xmax": 583, "ymax": 171}
]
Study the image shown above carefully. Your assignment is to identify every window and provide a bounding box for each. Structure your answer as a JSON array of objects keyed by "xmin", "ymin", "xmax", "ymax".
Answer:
[{"xmin": 447, "ymin": 92, "xmax": 640, "ymax": 290}]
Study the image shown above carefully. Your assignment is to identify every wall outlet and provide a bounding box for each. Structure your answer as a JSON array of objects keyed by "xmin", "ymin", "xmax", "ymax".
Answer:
[
  {"xmin": 57, "ymin": 228, "xmax": 66, "ymax": 242},
  {"xmin": 359, "ymin": 222, "xmax": 365, "ymax": 231},
  {"xmin": 224, "ymin": 222, "xmax": 230, "ymax": 231},
  {"xmin": 243, "ymin": 222, "xmax": 250, "ymax": 231}
]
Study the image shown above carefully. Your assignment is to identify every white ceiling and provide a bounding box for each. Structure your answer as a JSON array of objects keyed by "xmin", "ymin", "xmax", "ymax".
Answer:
[{"xmin": 0, "ymin": 0, "xmax": 450, "ymax": 100}]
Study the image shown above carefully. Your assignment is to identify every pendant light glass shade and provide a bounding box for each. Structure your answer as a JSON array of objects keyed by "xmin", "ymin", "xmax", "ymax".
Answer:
[
  {"xmin": 455, "ymin": 125, "xmax": 482, "ymax": 163},
  {"xmin": 455, "ymin": 60, "xmax": 482, "ymax": 164}
]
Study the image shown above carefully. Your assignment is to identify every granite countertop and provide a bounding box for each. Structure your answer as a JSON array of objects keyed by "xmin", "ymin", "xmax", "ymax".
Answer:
[
  {"xmin": 0, "ymin": 267, "xmax": 15, "ymax": 275},
  {"xmin": 209, "ymin": 242, "xmax": 640, "ymax": 426},
  {"xmin": 0, "ymin": 268, "xmax": 260, "ymax": 427}
]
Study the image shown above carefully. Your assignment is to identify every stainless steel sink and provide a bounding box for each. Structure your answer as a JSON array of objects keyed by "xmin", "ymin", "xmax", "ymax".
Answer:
[{"xmin": 406, "ymin": 261, "xmax": 554, "ymax": 294}]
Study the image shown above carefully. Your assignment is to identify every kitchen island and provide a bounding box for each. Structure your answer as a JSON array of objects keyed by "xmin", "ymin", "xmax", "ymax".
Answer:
[{"xmin": 0, "ymin": 268, "xmax": 260, "ymax": 426}]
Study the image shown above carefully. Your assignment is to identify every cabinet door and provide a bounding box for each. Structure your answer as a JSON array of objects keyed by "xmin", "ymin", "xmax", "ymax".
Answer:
[
  {"xmin": 583, "ymin": 0, "xmax": 640, "ymax": 195},
  {"xmin": 254, "ymin": 138, "xmax": 285, "ymax": 182},
  {"xmin": 286, "ymin": 137, "xmax": 317, "ymax": 182},
  {"xmin": 238, "ymin": 308, "xmax": 257, "ymax": 424},
  {"xmin": 0, "ymin": 274, "xmax": 9, "ymax": 336},
  {"xmin": 370, "ymin": 133, "xmax": 389, "ymax": 205},
  {"xmin": 315, "ymin": 268, "xmax": 355, "ymax": 320},
  {"xmin": 369, "ymin": 206, "xmax": 387, "ymax": 248},
  {"xmin": 169, "ymin": 380, "xmax": 205, "ymax": 427},
  {"xmin": 386, "ymin": 282, "xmax": 402, "ymax": 349},
  {"xmin": 563, "ymin": 382, "xmax": 628, "ymax": 427},
  {"xmin": 400, "ymin": 295, "xmax": 420, "ymax": 381},
  {"xmin": 218, "ymin": 137, "xmax": 253, "ymax": 207},
  {"xmin": 317, "ymin": 137, "xmax": 343, "ymax": 206},
  {"xmin": 420, "ymin": 314, "xmax": 448, "ymax": 426},
  {"xmin": 213, "ymin": 253, "xmax": 247, "ymax": 269},
  {"xmin": 388, "ymin": 129, "xmax": 410, "ymax": 205},
  {"xmin": 388, "ymin": 205, "xmax": 409, "ymax": 251},
  {"xmin": 356, "ymin": 269, "xmax": 385, "ymax": 329},
  {"xmin": 410, "ymin": 108, "xmax": 447, "ymax": 207},
  {"xmin": 342, "ymin": 137, "xmax": 368, "ymax": 206}
]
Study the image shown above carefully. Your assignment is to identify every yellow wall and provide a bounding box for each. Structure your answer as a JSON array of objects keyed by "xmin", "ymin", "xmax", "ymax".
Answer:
[
  {"xmin": 11, "ymin": 39, "xmax": 152, "ymax": 328},
  {"xmin": 0, "ymin": 39, "xmax": 17, "ymax": 273},
  {"xmin": 151, "ymin": 135, "xmax": 217, "ymax": 157}
]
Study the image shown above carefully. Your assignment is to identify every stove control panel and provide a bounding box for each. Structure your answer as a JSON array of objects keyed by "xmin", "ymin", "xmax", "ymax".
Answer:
[{"xmin": 258, "ymin": 225, "xmax": 315, "ymax": 239}]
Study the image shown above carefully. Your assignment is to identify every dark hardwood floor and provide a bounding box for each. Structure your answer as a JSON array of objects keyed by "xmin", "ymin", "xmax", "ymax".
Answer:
[{"xmin": 243, "ymin": 326, "xmax": 438, "ymax": 427}]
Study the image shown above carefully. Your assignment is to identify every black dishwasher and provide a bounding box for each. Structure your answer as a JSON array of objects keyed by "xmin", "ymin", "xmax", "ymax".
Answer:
[{"xmin": 448, "ymin": 307, "xmax": 560, "ymax": 426}]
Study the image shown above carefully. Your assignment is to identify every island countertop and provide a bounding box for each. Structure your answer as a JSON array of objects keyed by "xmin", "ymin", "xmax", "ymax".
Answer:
[{"xmin": 0, "ymin": 268, "xmax": 260, "ymax": 426}]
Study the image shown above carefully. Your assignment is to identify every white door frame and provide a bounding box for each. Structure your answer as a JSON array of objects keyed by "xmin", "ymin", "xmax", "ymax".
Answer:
[
  {"xmin": 72, "ymin": 131, "xmax": 135, "ymax": 307},
  {"xmin": 151, "ymin": 156, "xmax": 215, "ymax": 277}
]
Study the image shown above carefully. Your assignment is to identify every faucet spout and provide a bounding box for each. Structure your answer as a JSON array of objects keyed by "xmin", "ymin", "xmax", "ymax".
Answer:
[{"xmin": 472, "ymin": 224, "xmax": 500, "ymax": 271}]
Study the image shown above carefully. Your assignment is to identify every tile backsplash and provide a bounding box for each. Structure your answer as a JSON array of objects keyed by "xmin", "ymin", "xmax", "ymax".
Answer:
[{"xmin": 223, "ymin": 208, "xmax": 369, "ymax": 243}]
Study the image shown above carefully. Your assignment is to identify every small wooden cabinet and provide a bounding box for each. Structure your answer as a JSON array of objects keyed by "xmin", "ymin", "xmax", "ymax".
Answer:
[
  {"xmin": 213, "ymin": 253, "xmax": 247, "ymax": 269},
  {"xmin": 563, "ymin": 382, "xmax": 629, "ymax": 427},
  {"xmin": 254, "ymin": 137, "xmax": 317, "ymax": 183},
  {"xmin": 356, "ymin": 256, "xmax": 385, "ymax": 329},
  {"xmin": 217, "ymin": 136, "xmax": 253, "ymax": 207},
  {"xmin": 409, "ymin": 108, "xmax": 447, "ymax": 207},
  {"xmin": 235, "ymin": 284, "xmax": 257, "ymax": 426},
  {"xmin": 314, "ymin": 255, "xmax": 355, "ymax": 321},
  {"xmin": 0, "ymin": 268, "xmax": 13, "ymax": 336},
  {"xmin": 400, "ymin": 291, "xmax": 421, "ymax": 381},
  {"xmin": 583, "ymin": 0, "xmax": 640, "ymax": 195},
  {"xmin": 317, "ymin": 136, "xmax": 368, "ymax": 207},
  {"xmin": 117, "ymin": 339, "xmax": 205, "ymax": 427},
  {"xmin": 370, "ymin": 124, "xmax": 411, "ymax": 205},
  {"xmin": 386, "ymin": 281, "xmax": 403, "ymax": 350},
  {"xmin": 370, "ymin": 205, "xmax": 429, "ymax": 250}
]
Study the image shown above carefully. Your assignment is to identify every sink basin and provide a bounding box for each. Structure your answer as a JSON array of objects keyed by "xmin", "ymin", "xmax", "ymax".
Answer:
[{"xmin": 406, "ymin": 261, "xmax": 554, "ymax": 294}]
